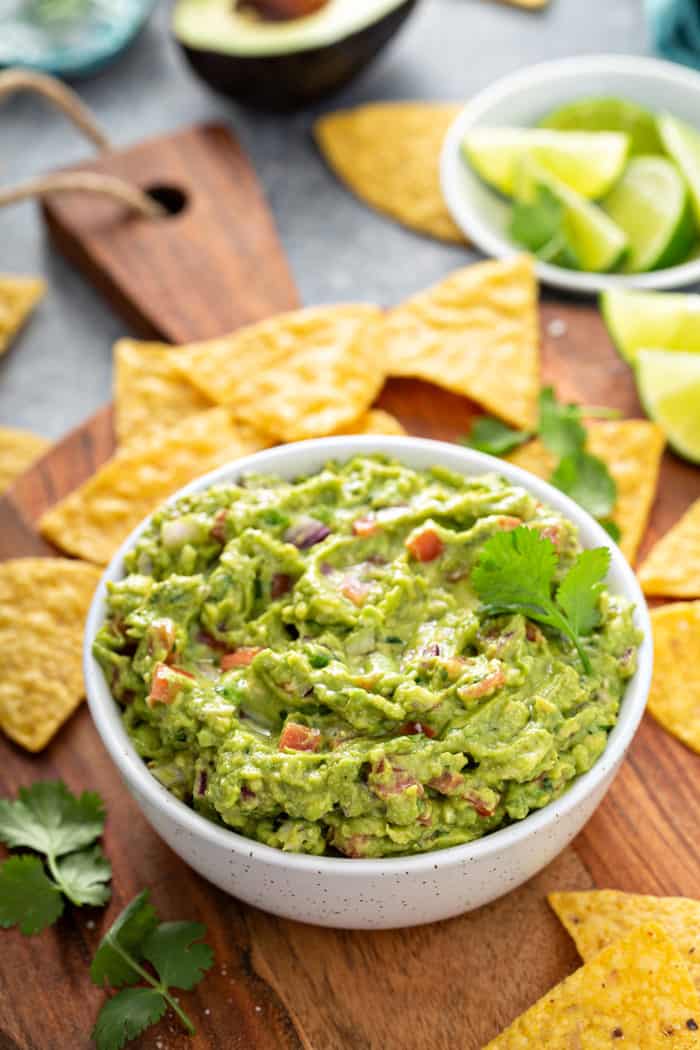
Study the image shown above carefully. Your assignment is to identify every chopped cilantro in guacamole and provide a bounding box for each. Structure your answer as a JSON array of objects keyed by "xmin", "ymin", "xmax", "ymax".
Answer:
[{"xmin": 93, "ymin": 456, "xmax": 639, "ymax": 858}]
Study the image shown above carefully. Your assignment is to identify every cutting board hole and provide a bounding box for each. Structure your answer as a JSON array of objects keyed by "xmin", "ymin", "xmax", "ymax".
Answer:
[{"xmin": 146, "ymin": 184, "xmax": 188, "ymax": 217}]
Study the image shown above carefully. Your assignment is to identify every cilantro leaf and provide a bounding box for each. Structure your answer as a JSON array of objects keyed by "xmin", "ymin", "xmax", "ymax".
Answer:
[
  {"xmin": 600, "ymin": 518, "xmax": 621, "ymax": 543},
  {"xmin": 0, "ymin": 855, "xmax": 64, "ymax": 935},
  {"xmin": 471, "ymin": 525, "xmax": 558, "ymax": 617},
  {"xmin": 538, "ymin": 388, "xmax": 586, "ymax": 458},
  {"xmin": 0, "ymin": 781, "xmax": 105, "ymax": 858},
  {"xmin": 55, "ymin": 845, "xmax": 112, "ymax": 907},
  {"xmin": 471, "ymin": 526, "xmax": 609, "ymax": 674},
  {"xmin": 91, "ymin": 890, "xmax": 159, "ymax": 988},
  {"xmin": 92, "ymin": 988, "xmax": 167, "ymax": 1050},
  {"xmin": 90, "ymin": 893, "xmax": 213, "ymax": 1044},
  {"xmin": 142, "ymin": 921, "xmax": 214, "ymax": 990},
  {"xmin": 463, "ymin": 417, "xmax": 531, "ymax": 456},
  {"xmin": 509, "ymin": 186, "xmax": 580, "ymax": 267},
  {"xmin": 550, "ymin": 450, "xmax": 617, "ymax": 519},
  {"xmin": 556, "ymin": 547, "xmax": 610, "ymax": 637}
]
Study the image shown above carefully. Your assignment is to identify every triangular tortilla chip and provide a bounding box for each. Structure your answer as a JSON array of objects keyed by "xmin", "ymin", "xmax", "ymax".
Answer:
[
  {"xmin": 175, "ymin": 305, "xmax": 385, "ymax": 442},
  {"xmin": 315, "ymin": 103, "xmax": 465, "ymax": 244},
  {"xmin": 0, "ymin": 425, "xmax": 49, "ymax": 492},
  {"xmin": 114, "ymin": 339, "xmax": 213, "ymax": 447},
  {"xmin": 484, "ymin": 923, "xmax": 700, "ymax": 1048},
  {"xmin": 378, "ymin": 256, "xmax": 539, "ymax": 430},
  {"xmin": 0, "ymin": 558, "xmax": 102, "ymax": 751},
  {"xmin": 509, "ymin": 419, "xmax": 665, "ymax": 562},
  {"xmin": 638, "ymin": 499, "xmax": 700, "ymax": 598},
  {"xmin": 549, "ymin": 890, "xmax": 700, "ymax": 992},
  {"xmin": 335, "ymin": 409, "xmax": 406, "ymax": 436},
  {"xmin": 0, "ymin": 275, "xmax": 45, "ymax": 355},
  {"xmin": 40, "ymin": 408, "xmax": 270, "ymax": 564},
  {"xmin": 647, "ymin": 601, "xmax": 700, "ymax": 754}
]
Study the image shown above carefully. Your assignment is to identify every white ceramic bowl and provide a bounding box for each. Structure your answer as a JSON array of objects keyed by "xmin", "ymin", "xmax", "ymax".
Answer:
[
  {"xmin": 84, "ymin": 436, "xmax": 652, "ymax": 929},
  {"xmin": 441, "ymin": 54, "xmax": 700, "ymax": 295}
]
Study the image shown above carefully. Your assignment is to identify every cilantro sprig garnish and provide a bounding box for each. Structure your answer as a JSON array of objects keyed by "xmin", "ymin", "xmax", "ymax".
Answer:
[
  {"xmin": 463, "ymin": 387, "xmax": 621, "ymax": 540},
  {"xmin": 471, "ymin": 525, "xmax": 610, "ymax": 674},
  {"xmin": 0, "ymin": 781, "xmax": 112, "ymax": 935},
  {"xmin": 508, "ymin": 184, "xmax": 581, "ymax": 268},
  {"xmin": 91, "ymin": 890, "xmax": 213, "ymax": 1050}
]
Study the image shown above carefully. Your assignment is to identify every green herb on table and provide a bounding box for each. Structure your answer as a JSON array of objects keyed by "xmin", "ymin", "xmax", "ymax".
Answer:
[
  {"xmin": 0, "ymin": 781, "xmax": 111, "ymax": 935},
  {"xmin": 463, "ymin": 387, "xmax": 619, "ymax": 534},
  {"xmin": 91, "ymin": 889, "xmax": 213, "ymax": 1050},
  {"xmin": 472, "ymin": 525, "xmax": 611, "ymax": 674}
]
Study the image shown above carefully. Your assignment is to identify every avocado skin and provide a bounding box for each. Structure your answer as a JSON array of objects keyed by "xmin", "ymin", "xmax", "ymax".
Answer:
[{"xmin": 175, "ymin": 0, "xmax": 419, "ymax": 111}]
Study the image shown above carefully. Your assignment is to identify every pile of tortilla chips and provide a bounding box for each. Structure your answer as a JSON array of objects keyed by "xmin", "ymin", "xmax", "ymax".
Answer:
[
  {"xmin": 486, "ymin": 891, "xmax": 700, "ymax": 1047},
  {"xmin": 38, "ymin": 255, "xmax": 540, "ymax": 564}
]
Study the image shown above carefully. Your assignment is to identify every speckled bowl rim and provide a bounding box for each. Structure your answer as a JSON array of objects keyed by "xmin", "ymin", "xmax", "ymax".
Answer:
[{"xmin": 84, "ymin": 436, "xmax": 653, "ymax": 876}]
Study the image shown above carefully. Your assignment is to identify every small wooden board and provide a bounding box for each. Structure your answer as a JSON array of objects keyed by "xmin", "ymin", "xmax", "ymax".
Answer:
[{"xmin": 1, "ymin": 123, "xmax": 699, "ymax": 1048}]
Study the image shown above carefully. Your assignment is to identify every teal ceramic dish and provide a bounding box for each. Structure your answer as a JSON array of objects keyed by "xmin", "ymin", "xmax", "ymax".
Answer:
[{"xmin": 0, "ymin": 0, "xmax": 156, "ymax": 77}]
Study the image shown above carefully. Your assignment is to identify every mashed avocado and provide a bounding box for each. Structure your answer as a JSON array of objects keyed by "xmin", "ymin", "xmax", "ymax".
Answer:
[{"xmin": 94, "ymin": 455, "xmax": 639, "ymax": 858}]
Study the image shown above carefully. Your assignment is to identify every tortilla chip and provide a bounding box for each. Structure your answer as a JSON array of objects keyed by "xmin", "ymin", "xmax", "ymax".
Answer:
[
  {"xmin": 0, "ymin": 558, "xmax": 101, "ymax": 751},
  {"xmin": 484, "ymin": 923, "xmax": 700, "ymax": 1048},
  {"xmin": 335, "ymin": 409, "xmax": 406, "ymax": 436},
  {"xmin": 114, "ymin": 339, "xmax": 213, "ymax": 447},
  {"xmin": 378, "ymin": 256, "xmax": 539, "ymax": 430},
  {"xmin": 509, "ymin": 419, "xmax": 665, "ymax": 562},
  {"xmin": 175, "ymin": 305, "xmax": 385, "ymax": 442},
  {"xmin": 0, "ymin": 275, "xmax": 45, "ymax": 355},
  {"xmin": 638, "ymin": 499, "xmax": 700, "ymax": 598},
  {"xmin": 647, "ymin": 601, "xmax": 700, "ymax": 754},
  {"xmin": 0, "ymin": 425, "xmax": 49, "ymax": 492},
  {"xmin": 39, "ymin": 408, "xmax": 270, "ymax": 565},
  {"xmin": 315, "ymin": 103, "xmax": 464, "ymax": 244},
  {"xmin": 549, "ymin": 891, "xmax": 700, "ymax": 993}
]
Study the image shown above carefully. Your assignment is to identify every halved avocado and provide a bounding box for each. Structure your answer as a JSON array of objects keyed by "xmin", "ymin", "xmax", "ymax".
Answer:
[{"xmin": 173, "ymin": 0, "xmax": 419, "ymax": 111}]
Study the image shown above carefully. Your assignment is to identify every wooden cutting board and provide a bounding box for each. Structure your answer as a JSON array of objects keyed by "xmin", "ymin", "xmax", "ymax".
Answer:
[{"xmin": 1, "ymin": 126, "xmax": 699, "ymax": 1050}]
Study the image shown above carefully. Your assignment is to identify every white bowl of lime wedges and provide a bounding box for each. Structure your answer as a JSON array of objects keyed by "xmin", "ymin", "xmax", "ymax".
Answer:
[{"xmin": 441, "ymin": 55, "xmax": 700, "ymax": 295}]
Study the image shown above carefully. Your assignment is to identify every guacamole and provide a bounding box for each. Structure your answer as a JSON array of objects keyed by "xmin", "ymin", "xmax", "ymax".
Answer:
[{"xmin": 94, "ymin": 455, "xmax": 639, "ymax": 858}]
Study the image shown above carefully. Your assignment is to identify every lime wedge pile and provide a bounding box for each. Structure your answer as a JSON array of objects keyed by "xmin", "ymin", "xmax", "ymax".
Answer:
[
  {"xmin": 462, "ymin": 97, "xmax": 700, "ymax": 275},
  {"xmin": 462, "ymin": 128, "xmax": 629, "ymax": 199},
  {"xmin": 600, "ymin": 288, "xmax": 700, "ymax": 463}
]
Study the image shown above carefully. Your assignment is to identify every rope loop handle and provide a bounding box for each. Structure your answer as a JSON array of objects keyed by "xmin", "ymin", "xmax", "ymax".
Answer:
[{"xmin": 0, "ymin": 69, "xmax": 165, "ymax": 218}]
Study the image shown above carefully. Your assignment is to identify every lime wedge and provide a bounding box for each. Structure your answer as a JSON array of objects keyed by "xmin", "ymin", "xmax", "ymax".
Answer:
[
  {"xmin": 462, "ymin": 128, "xmax": 629, "ymax": 199},
  {"xmin": 601, "ymin": 156, "xmax": 695, "ymax": 272},
  {"xmin": 636, "ymin": 349, "xmax": 700, "ymax": 463},
  {"xmin": 515, "ymin": 159, "xmax": 628, "ymax": 272},
  {"xmin": 601, "ymin": 288, "xmax": 700, "ymax": 364},
  {"xmin": 658, "ymin": 113, "xmax": 700, "ymax": 227},
  {"xmin": 539, "ymin": 97, "xmax": 663, "ymax": 156}
]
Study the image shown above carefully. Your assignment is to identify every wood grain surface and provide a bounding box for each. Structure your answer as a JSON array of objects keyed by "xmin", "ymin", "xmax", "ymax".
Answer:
[
  {"xmin": 41, "ymin": 124, "xmax": 299, "ymax": 342},
  {"xmin": 1, "ymin": 124, "xmax": 699, "ymax": 1048},
  {"xmin": 1, "ymin": 303, "xmax": 699, "ymax": 1050}
]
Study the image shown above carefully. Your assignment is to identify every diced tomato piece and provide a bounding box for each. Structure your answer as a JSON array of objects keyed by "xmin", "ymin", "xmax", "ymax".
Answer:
[
  {"xmin": 211, "ymin": 508, "xmax": 229, "ymax": 543},
  {"xmin": 399, "ymin": 721, "xmax": 436, "ymax": 738},
  {"xmin": 457, "ymin": 668, "xmax": 506, "ymax": 702},
  {"xmin": 526, "ymin": 621, "xmax": 544, "ymax": 643},
  {"xmin": 147, "ymin": 663, "xmax": 193, "ymax": 707},
  {"xmin": 428, "ymin": 771, "xmax": 465, "ymax": 795},
  {"xmin": 221, "ymin": 646, "xmax": 265, "ymax": 670},
  {"xmin": 370, "ymin": 763, "xmax": 424, "ymax": 800},
  {"xmin": 405, "ymin": 529, "xmax": 444, "ymax": 563},
  {"xmin": 540, "ymin": 524, "xmax": 562, "ymax": 549},
  {"xmin": 278, "ymin": 722, "xmax": 321, "ymax": 752},
  {"xmin": 341, "ymin": 575, "xmax": 370, "ymax": 606},
  {"xmin": 352, "ymin": 516, "xmax": 379, "ymax": 537},
  {"xmin": 496, "ymin": 516, "xmax": 521, "ymax": 531},
  {"xmin": 466, "ymin": 791, "xmax": 498, "ymax": 818},
  {"xmin": 271, "ymin": 573, "xmax": 292, "ymax": 599}
]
